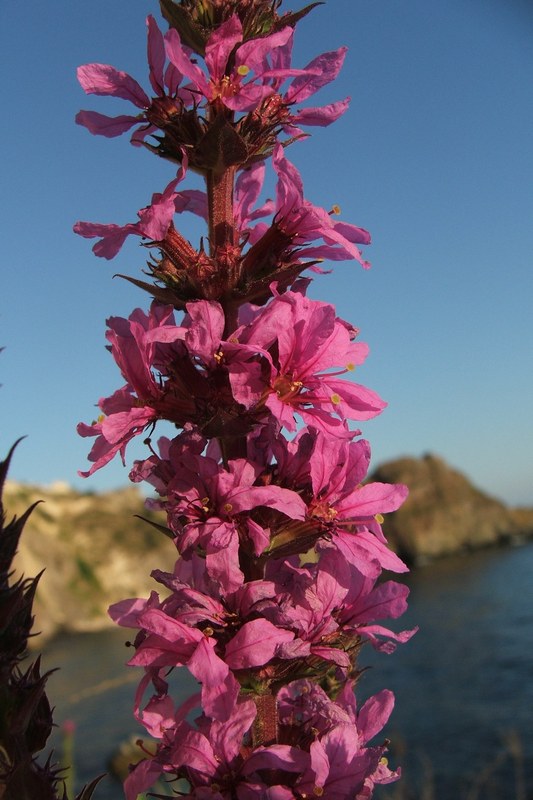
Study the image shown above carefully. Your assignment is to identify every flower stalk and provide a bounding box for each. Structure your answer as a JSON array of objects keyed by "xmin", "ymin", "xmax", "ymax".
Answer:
[{"xmin": 75, "ymin": 2, "xmax": 416, "ymax": 797}]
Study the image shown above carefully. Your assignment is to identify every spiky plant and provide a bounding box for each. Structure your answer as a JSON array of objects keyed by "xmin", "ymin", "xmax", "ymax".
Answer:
[{"xmin": 0, "ymin": 440, "xmax": 103, "ymax": 800}]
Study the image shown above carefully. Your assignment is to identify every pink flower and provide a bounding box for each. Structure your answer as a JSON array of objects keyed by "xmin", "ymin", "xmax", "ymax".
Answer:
[
  {"xmin": 74, "ymin": 177, "xmax": 179, "ymax": 259},
  {"xmin": 265, "ymin": 31, "xmax": 351, "ymax": 134},
  {"xmin": 76, "ymin": 15, "xmax": 188, "ymax": 141},
  {"xmin": 165, "ymin": 15, "xmax": 294, "ymax": 113},
  {"xmin": 319, "ymin": 549, "xmax": 417, "ymax": 652},
  {"xmin": 124, "ymin": 689, "xmax": 311, "ymax": 800},
  {"xmin": 261, "ymin": 548, "xmax": 414, "ymax": 664},
  {"xmin": 232, "ymin": 291, "xmax": 385, "ymax": 434},
  {"xmin": 78, "ymin": 299, "xmax": 263, "ymax": 477},
  {"xmin": 144, "ymin": 442, "xmax": 306, "ymax": 589},
  {"xmin": 273, "ymin": 428, "xmax": 409, "ymax": 572},
  {"xmin": 241, "ymin": 146, "xmax": 371, "ymax": 268},
  {"xmin": 73, "ymin": 158, "xmax": 206, "ymax": 259},
  {"xmin": 77, "ymin": 303, "xmax": 188, "ymax": 476}
]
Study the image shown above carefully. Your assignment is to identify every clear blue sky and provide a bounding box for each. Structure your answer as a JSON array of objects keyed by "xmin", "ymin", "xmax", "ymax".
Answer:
[{"xmin": 1, "ymin": 0, "xmax": 532, "ymax": 506}]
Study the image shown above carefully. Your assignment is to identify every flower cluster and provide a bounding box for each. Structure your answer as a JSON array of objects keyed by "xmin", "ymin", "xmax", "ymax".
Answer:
[{"xmin": 76, "ymin": 2, "xmax": 415, "ymax": 798}]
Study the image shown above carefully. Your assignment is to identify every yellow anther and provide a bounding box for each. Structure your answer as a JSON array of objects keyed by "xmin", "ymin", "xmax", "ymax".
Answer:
[
  {"xmin": 97, "ymin": 414, "xmax": 105, "ymax": 424},
  {"xmin": 313, "ymin": 787, "xmax": 324, "ymax": 797},
  {"xmin": 330, "ymin": 204, "xmax": 341, "ymax": 215},
  {"xmin": 204, "ymin": 626, "xmax": 214, "ymax": 637},
  {"xmin": 346, "ymin": 362, "xmax": 355, "ymax": 371},
  {"xmin": 375, "ymin": 513, "xmax": 384, "ymax": 524},
  {"xmin": 379, "ymin": 757, "xmax": 389, "ymax": 767},
  {"xmin": 331, "ymin": 393, "xmax": 341, "ymax": 405},
  {"xmin": 237, "ymin": 65, "xmax": 250, "ymax": 76},
  {"xmin": 223, "ymin": 502, "xmax": 233, "ymax": 514},
  {"xmin": 214, "ymin": 349, "xmax": 224, "ymax": 364}
]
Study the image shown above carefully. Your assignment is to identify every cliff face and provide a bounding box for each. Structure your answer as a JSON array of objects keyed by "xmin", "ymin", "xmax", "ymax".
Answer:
[
  {"xmin": 371, "ymin": 453, "xmax": 533, "ymax": 564},
  {"xmin": 4, "ymin": 481, "xmax": 175, "ymax": 642}
]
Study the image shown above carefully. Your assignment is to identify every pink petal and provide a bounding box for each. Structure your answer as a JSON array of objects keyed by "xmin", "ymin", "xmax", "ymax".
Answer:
[
  {"xmin": 286, "ymin": 47, "xmax": 347, "ymax": 104},
  {"xmin": 124, "ymin": 758, "xmax": 162, "ymax": 800},
  {"xmin": 205, "ymin": 15, "xmax": 242, "ymax": 79},
  {"xmin": 293, "ymin": 98, "xmax": 351, "ymax": 127},
  {"xmin": 108, "ymin": 592, "xmax": 159, "ymax": 627},
  {"xmin": 73, "ymin": 220, "xmax": 134, "ymax": 259},
  {"xmin": 357, "ymin": 690, "xmax": 395, "ymax": 744},
  {"xmin": 188, "ymin": 637, "xmax": 240, "ymax": 721},
  {"xmin": 75, "ymin": 110, "xmax": 140, "ymax": 137},
  {"xmin": 146, "ymin": 15, "xmax": 166, "ymax": 93},
  {"xmin": 185, "ymin": 300, "xmax": 225, "ymax": 362},
  {"xmin": 77, "ymin": 63, "xmax": 150, "ymax": 108},
  {"xmin": 242, "ymin": 745, "xmax": 309, "ymax": 776},
  {"xmin": 337, "ymin": 482, "xmax": 408, "ymax": 518},
  {"xmin": 225, "ymin": 619, "xmax": 294, "ymax": 669},
  {"xmin": 165, "ymin": 29, "xmax": 208, "ymax": 94},
  {"xmin": 236, "ymin": 26, "xmax": 292, "ymax": 74}
]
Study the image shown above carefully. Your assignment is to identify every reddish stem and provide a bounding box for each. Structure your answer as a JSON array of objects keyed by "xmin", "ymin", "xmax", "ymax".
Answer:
[
  {"xmin": 252, "ymin": 692, "xmax": 278, "ymax": 747},
  {"xmin": 207, "ymin": 166, "xmax": 237, "ymax": 255}
]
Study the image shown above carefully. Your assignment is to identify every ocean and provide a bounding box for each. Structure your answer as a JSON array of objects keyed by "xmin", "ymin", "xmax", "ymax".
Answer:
[{"xmin": 42, "ymin": 540, "xmax": 533, "ymax": 799}]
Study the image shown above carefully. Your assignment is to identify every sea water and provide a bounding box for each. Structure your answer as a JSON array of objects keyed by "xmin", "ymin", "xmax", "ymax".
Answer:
[{"xmin": 42, "ymin": 541, "xmax": 533, "ymax": 800}]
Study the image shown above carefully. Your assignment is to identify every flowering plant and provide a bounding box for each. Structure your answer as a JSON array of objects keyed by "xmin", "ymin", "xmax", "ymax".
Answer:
[{"xmin": 76, "ymin": 2, "xmax": 416, "ymax": 797}]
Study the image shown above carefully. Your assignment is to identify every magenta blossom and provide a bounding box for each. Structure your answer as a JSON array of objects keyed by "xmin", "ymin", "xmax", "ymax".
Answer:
[
  {"xmin": 76, "ymin": 13, "xmax": 343, "ymax": 146},
  {"xmin": 272, "ymin": 427, "xmax": 408, "ymax": 573},
  {"xmin": 74, "ymin": 177, "xmax": 179, "ymax": 259},
  {"xmin": 306, "ymin": 432, "xmax": 409, "ymax": 572},
  {"xmin": 261, "ymin": 549, "xmax": 415, "ymax": 662},
  {"xmin": 231, "ymin": 290, "xmax": 386, "ymax": 434},
  {"xmin": 155, "ymin": 451, "xmax": 306, "ymax": 590},
  {"xmin": 76, "ymin": 15, "xmax": 188, "ymax": 141},
  {"xmin": 264, "ymin": 29, "xmax": 351, "ymax": 134},
  {"xmin": 73, "ymin": 156, "xmax": 207, "ymax": 259},
  {"xmin": 164, "ymin": 15, "xmax": 294, "ymax": 113},
  {"xmin": 287, "ymin": 682, "xmax": 399, "ymax": 799},
  {"xmin": 77, "ymin": 303, "xmax": 185, "ymax": 476},
  {"xmin": 123, "ymin": 688, "xmax": 310, "ymax": 800},
  {"xmin": 123, "ymin": 677, "xmax": 398, "ymax": 800},
  {"xmin": 246, "ymin": 145, "xmax": 371, "ymax": 266},
  {"xmin": 78, "ymin": 299, "xmax": 264, "ymax": 476}
]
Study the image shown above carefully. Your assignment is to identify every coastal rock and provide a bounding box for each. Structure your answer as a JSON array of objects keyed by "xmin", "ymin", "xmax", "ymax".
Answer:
[
  {"xmin": 371, "ymin": 453, "xmax": 533, "ymax": 564},
  {"xmin": 4, "ymin": 481, "xmax": 175, "ymax": 643}
]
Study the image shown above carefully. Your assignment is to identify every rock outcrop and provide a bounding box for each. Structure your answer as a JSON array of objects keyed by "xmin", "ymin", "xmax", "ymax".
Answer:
[
  {"xmin": 370, "ymin": 453, "xmax": 533, "ymax": 564},
  {"xmin": 4, "ymin": 481, "xmax": 175, "ymax": 643}
]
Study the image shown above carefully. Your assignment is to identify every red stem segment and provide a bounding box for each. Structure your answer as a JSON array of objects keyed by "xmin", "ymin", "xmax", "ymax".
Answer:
[
  {"xmin": 252, "ymin": 692, "xmax": 278, "ymax": 747},
  {"xmin": 207, "ymin": 161, "xmax": 276, "ymax": 744},
  {"xmin": 207, "ymin": 166, "xmax": 237, "ymax": 254}
]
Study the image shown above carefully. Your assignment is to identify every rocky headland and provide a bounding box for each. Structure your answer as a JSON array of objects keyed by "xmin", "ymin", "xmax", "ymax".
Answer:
[
  {"xmin": 4, "ymin": 453, "xmax": 533, "ymax": 641},
  {"xmin": 4, "ymin": 481, "xmax": 176, "ymax": 643},
  {"xmin": 371, "ymin": 453, "xmax": 533, "ymax": 564}
]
